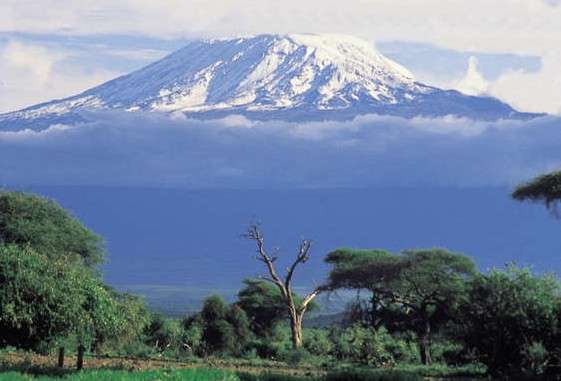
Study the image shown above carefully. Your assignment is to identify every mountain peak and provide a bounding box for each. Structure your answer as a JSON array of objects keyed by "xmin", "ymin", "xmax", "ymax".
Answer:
[
  {"xmin": 0, "ymin": 34, "xmax": 540, "ymax": 130},
  {"xmin": 140, "ymin": 33, "xmax": 420, "ymax": 113}
]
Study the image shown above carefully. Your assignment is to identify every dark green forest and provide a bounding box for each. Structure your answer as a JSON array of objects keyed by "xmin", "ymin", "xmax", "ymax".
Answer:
[{"xmin": 2, "ymin": 171, "xmax": 561, "ymax": 380}]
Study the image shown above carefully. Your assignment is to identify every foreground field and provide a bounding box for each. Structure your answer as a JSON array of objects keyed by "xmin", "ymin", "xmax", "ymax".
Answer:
[
  {"xmin": 0, "ymin": 368, "xmax": 436, "ymax": 381},
  {"xmin": 0, "ymin": 351, "xmax": 485, "ymax": 381},
  {"xmin": 0, "ymin": 369, "xmax": 237, "ymax": 381}
]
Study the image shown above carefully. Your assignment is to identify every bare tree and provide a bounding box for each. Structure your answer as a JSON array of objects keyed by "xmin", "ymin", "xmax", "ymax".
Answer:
[{"xmin": 245, "ymin": 224, "xmax": 323, "ymax": 349}]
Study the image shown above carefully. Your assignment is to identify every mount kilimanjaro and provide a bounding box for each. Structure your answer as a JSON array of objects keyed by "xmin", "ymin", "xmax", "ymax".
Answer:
[{"xmin": 0, "ymin": 34, "xmax": 539, "ymax": 130}]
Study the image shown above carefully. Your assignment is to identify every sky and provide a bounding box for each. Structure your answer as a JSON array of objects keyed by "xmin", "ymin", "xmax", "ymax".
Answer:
[
  {"xmin": 1, "ymin": 1, "xmax": 561, "ymax": 190},
  {"xmin": 0, "ymin": 0, "xmax": 560, "ymax": 115}
]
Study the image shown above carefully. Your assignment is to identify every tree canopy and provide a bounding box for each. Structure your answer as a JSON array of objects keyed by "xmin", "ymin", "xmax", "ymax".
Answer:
[
  {"xmin": 0, "ymin": 244, "xmax": 142, "ymax": 351},
  {"xmin": 459, "ymin": 266, "xmax": 561, "ymax": 376},
  {"xmin": 184, "ymin": 295, "xmax": 252, "ymax": 356},
  {"xmin": 325, "ymin": 247, "xmax": 476, "ymax": 365},
  {"xmin": 0, "ymin": 191, "xmax": 104, "ymax": 268},
  {"xmin": 512, "ymin": 170, "xmax": 561, "ymax": 211}
]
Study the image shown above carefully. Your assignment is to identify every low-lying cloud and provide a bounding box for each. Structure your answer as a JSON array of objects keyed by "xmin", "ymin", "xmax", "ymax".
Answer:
[{"xmin": 1, "ymin": 111, "xmax": 560, "ymax": 189}]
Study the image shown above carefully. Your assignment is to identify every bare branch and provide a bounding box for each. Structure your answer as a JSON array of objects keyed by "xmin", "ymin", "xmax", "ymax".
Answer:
[
  {"xmin": 299, "ymin": 286, "xmax": 324, "ymax": 314},
  {"xmin": 245, "ymin": 224, "xmax": 286, "ymax": 294},
  {"xmin": 285, "ymin": 239, "xmax": 312, "ymax": 289}
]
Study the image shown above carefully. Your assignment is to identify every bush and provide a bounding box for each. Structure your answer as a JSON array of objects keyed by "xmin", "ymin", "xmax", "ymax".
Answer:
[
  {"xmin": 329, "ymin": 325, "xmax": 393, "ymax": 367},
  {"xmin": 459, "ymin": 266, "xmax": 561, "ymax": 376},
  {"xmin": 304, "ymin": 329, "xmax": 333, "ymax": 356},
  {"xmin": 144, "ymin": 314, "xmax": 183, "ymax": 354},
  {"xmin": 280, "ymin": 348, "xmax": 311, "ymax": 366},
  {"xmin": 184, "ymin": 295, "xmax": 253, "ymax": 356},
  {"xmin": 523, "ymin": 341, "xmax": 549, "ymax": 376},
  {"xmin": 376, "ymin": 331, "xmax": 418, "ymax": 364}
]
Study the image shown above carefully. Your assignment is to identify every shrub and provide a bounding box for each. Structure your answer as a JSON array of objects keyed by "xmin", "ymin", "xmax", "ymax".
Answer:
[
  {"xmin": 329, "ymin": 325, "xmax": 393, "ymax": 367},
  {"xmin": 304, "ymin": 329, "xmax": 333, "ymax": 356}
]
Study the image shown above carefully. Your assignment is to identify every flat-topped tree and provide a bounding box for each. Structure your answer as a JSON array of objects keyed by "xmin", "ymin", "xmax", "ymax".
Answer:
[
  {"xmin": 325, "ymin": 247, "xmax": 475, "ymax": 365},
  {"xmin": 245, "ymin": 224, "xmax": 324, "ymax": 349},
  {"xmin": 512, "ymin": 170, "xmax": 561, "ymax": 213},
  {"xmin": 325, "ymin": 248, "xmax": 400, "ymax": 329}
]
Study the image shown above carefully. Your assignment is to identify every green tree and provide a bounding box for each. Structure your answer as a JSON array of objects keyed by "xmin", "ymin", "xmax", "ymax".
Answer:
[
  {"xmin": 0, "ymin": 191, "xmax": 104, "ymax": 268},
  {"xmin": 512, "ymin": 170, "xmax": 561, "ymax": 212},
  {"xmin": 226, "ymin": 304, "xmax": 252, "ymax": 355},
  {"xmin": 144, "ymin": 314, "xmax": 183, "ymax": 353},
  {"xmin": 459, "ymin": 266, "xmax": 561, "ymax": 377},
  {"xmin": 0, "ymin": 244, "xmax": 134, "ymax": 351},
  {"xmin": 325, "ymin": 249, "xmax": 398, "ymax": 329},
  {"xmin": 185, "ymin": 295, "xmax": 252, "ymax": 356},
  {"xmin": 326, "ymin": 248, "xmax": 475, "ymax": 365},
  {"xmin": 390, "ymin": 249, "xmax": 476, "ymax": 365},
  {"xmin": 106, "ymin": 291, "xmax": 150, "ymax": 350}
]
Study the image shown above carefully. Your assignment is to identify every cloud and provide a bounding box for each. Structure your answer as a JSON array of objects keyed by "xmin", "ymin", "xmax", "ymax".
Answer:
[
  {"xmin": 1, "ymin": 1, "xmax": 560, "ymax": 56},
  {"xmin": 489, "ymin": 51, "xmax": 561, "ymax": 115},
  {"xmin": 454, "ymin": 57, "xmax": 489, "ymax": 96},
  {"xmin": 1, "ymin": 112, "xmax": 560, "ymax": 189},
  {"xmin": 0, "ymin": 40, "xmax": 120, "ymax": 113},
  {"xmin": 1, "ymin": 1, "xmax": 560, "ymax": 113}
]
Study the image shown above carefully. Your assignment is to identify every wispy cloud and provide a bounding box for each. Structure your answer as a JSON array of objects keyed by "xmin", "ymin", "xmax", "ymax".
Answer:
[
  {"xmin": 1, "ymin": 112, "xmax": 560, "ymax": 189},
  {"xmin": 0, "ymin": 40, "xmax": 120, "ymax": 112}
]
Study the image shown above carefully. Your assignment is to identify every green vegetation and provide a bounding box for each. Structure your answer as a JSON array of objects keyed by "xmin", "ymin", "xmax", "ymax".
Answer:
[
  {"xmin": 0, "ymin": 191, "xmax": 104, "ymax": 268},
  {"xmin": 2, "ymin": 189, "xmax": 561, "ymax": 380},
  {"xmin": 325, "ymin": 248, "xmax": 475, "ymax": 365},
  {"xmin": 0, "ymin": 191, "xmax": 150, "ymax": 362},
  {"xmin": 0, "ymin": 368, "xmax": 238, "ymax": 381},
  {"xmin": 459, "ymin": 266, "xmax": 561, "ymax": 377},
  {"xmin": 512, "ymin": 169, "xmax": 561, "ymax": 211}
]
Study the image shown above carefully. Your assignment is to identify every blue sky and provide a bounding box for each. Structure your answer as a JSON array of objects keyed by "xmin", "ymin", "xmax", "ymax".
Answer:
[{"xmin": 0, "ymin": 0, "xmax": 560, "ymax": 114}]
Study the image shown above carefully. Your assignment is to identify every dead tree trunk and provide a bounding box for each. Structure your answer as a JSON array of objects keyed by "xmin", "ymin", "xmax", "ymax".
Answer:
[{"xmin": 245, "ymin": 224, "xmax": 322, "ymax": 349}]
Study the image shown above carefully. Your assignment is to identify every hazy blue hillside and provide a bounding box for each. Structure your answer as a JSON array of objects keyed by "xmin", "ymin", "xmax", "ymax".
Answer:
[{"xmin": 18, "ymin": 186, "xmax": 560, "ymax": 313}]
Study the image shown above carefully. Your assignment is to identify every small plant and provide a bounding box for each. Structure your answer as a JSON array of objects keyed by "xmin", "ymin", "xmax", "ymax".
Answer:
[{"xmin": 523, "ymin": 341, "xmax": 549, "ymax": 376}]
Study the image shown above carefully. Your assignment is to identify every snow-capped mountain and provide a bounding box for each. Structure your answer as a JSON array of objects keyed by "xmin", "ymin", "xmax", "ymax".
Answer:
[{"xmin": 0, "ymin": 34, "xmax": 539, "ymax": 130}]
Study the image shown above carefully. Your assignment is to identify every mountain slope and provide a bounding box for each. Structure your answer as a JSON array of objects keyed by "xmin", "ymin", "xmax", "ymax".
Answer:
[{"xmin": 0, "ymin": 34, "xmax": 539, "ymax": 130}]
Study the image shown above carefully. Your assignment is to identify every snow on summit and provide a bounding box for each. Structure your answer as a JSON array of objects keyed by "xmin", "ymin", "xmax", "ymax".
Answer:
[
  {"xmin": 90, "ymin": 33, "xmax": 423, "ymax": 113},
  {"xmin": 0, "ymin": 34, "xmax": 539, "ymax": 129}
]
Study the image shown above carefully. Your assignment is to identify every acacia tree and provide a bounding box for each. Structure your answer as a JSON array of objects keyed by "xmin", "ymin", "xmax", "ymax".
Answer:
[
  {"xmin": 389, "ymin": 249, "xmax": 476, "ymax": 365},
  {"xmin": 512, "ymin": 170, "xmax": 561, "ymax": 213},
  {"xmin": 245, "ymin": 224, "xmax": 324, "ymax": 349},
  {"xmin": 325, "ymin": 249, "xmax": 399, "ymax": 329},
  {"xmin": 325, "ymin": 248, "xmax": 475, "ymax": 365}
]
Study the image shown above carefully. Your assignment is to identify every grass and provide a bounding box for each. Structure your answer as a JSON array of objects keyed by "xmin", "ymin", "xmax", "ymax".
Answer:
[
  {"xmin": 0, "ymin": 368, "xmax": 239, "ymax": 381},
  {"xmin": 0, "ymin": 350, "xmax": 488, "ymax": 381},
  {"xmin": 0, "ymin": 369, "xmax": 427, "ymax": 381},
  {"xmin": 0, "ymin": 367, "xmax": 487, "ymax": 381}
]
